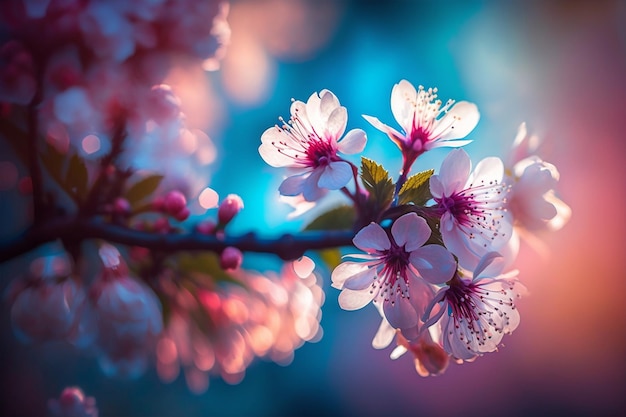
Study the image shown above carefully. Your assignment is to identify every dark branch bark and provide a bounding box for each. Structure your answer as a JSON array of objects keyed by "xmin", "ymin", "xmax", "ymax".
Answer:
[{"xmin": 0, "ymin": 217, "xmax": 355, "ymax": 264}]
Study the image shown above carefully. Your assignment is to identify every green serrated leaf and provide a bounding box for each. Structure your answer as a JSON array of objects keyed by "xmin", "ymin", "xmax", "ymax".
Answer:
[
  {"xmin": 177, "ymin": 252, "xmax": 243, "ymax": 286},
  {"xmin": 65, "ymin": 154, "xmax": 89, "ymax": 201},
  {"xmin": 398, "ymin": 169, "xmax": 434, "ymax": 206},
  {"xmin": 318, "ymin": 248, "xmax": 343, "ymax": 270},
  {"xmin": 360, "ymin": 157, "xmax": 394, "ymax": 211},
  {"xmin": 125, "ymin": 174, "xmax": 164, "ymax": 207},
  {"xmin": 304, "ymin": 205, "xmax": 355, "ymax": 231}
]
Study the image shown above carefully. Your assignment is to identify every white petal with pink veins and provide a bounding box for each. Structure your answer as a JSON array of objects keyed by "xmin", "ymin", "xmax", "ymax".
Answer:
[
  {"xmin": 337, "ymin": 129, "xmax": 367, "ymax": 154},
  {"xmin": 338, "ymin": 288, "xmax": 375, "ymax": 311},
  {"xmin": 318, "ymin": 161, "xmax": 352, "ymax": 190},
  {"xmin": 353, "ymin": 223, "xmax": 391, "ymax": 252}
]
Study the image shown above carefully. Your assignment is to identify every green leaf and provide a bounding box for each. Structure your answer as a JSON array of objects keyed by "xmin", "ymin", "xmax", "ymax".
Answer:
[
  {"xmin": 304, "ymin": 205, "xmax": 355, "ymax": 231},
  {"xmin": 360, "ymin": 157, "xmax": 394, "ymax": 210},
  {"xmin": 318, "ymin": 248, "xmax": 343, "ymax": 270},
  {"xmin": 125, "ymin": 174, "xmax": 164, "ymax": 207},
  {"xmin": 65, "ymin": 154, "xmax": 89, "ymax": 201},
  {"xmin": 398, "ymin": 169, "xmax": 434, "ymax": 206},
  {"xmin": 40, "ymin": 144, "xmax": 70, "ymax": 195}
]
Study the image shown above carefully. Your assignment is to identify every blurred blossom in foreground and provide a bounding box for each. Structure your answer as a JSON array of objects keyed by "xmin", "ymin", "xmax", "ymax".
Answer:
[
  {"xmin": 156, "ymin": 258, "xmax": 324, "ymax": 394},
  {"xmin": 48, "ymin": 386, "xmax": 98, "ymax": 417},
  {"xmin": 6, "ymin": 253, "xmax": 87, "ymax": 344}
]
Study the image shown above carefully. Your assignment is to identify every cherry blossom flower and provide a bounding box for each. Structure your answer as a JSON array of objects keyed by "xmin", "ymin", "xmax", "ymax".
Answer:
[
  {"xmin": 371, "ymin": 303, "xmax": 449, "ymax": 377},
  {"xmin": 422, "ymin": 252, "xmax": 526, "ymax": 361},
  {"xmin": 363, "ymin": 79, "xmax": 479, "ymax": 172},
  {"xmin": 88, "ymin": 244, "xmax": 163, "ymax": 378},
  {"xmin": 156, "ymin": 259, "xmax": 323, "ymax": 393},
  {"xmin": 332, "ymin": 212, "xmax": 455, "ymax": 330},
  {"xmin": 6, "ymin": 254, "xmax": 87, "ymax": 344},
  {"xmin": 48, "ymin": 386, "xmax": 98, "ymax": 417},
  {"xmin": 505, "ymin": 124, "xmax": 571, "ymax": 234},
  {"xmin": 259, "ymin": 90, "xmax": 367, "ymax": 201},
  {"xmin": 430, "ymin": 148, "xmax": 513, "ymax": 270}
]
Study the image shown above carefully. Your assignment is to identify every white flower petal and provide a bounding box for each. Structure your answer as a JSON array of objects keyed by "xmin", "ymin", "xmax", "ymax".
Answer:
[
  {"xmin": 468, "ymin": 156, "xmax": 504, "ymax": 188},
  {"xmin": 473, "ymin": 252, "xmax": 504, "ymax": 279},
  {"xmin": 331, "ymin": 261, "xmax": 370, "ymax": 288},
  {"xmin": 429, "ymin": 175, "xmax": 444, "ymax": 199},
  {"xmin": 410, "ymin": 245, "xmax": 456, "ymax": 284},
  {"xmin": 372, "ymin": 318, "xmax": 396, "ymax": 350},
  {"xmin": 293, "ymin": 256, "xmax": 315, "ymax": 278},
  {"xmin": 343, "ymin": 267, "xmax": 377, "ymax": 291},
  {"xmin": 439, "ymin": 149, "xmax": 471, "ymax": 195},
  {"xmin": 337, "ymin": 129, "xmax": 367, "ymax": 154},
  {"xmin": 391, "ymin": 213, "xmax": 430, "ymax": 251},
  {"xmin": 432, "ymin": 101, "xmax": 480, "ymax": 141},
  {"xmin": 301, "ymin": 169, "xmax": 327, "ymax": 201},
  {"xmin": 390, "ymin": 345, "xmax": 408, "ymax": 360},
  {"xmin": 362, "ymin": 115, "xmax": 406, "ymax": 149},
  {"xmin": 391, "ymin": 80, "xmax": 416, "ymax": 133},
  {"xmin": 318, "ymin": 161, "xmax": 352, "ymax": 190},
  {"xmin": 259, "ymin": 128, "xmax": 299, "ymax": 167},
  {"xmin": 353, "ymin": 222, "xmax": 391, "ymax": 252},
  {"xmin": 338, "ymin": 288, "xmax": 375, "ymax": 311},
  {"xmin": 278, "ymin": 173, "xmax": 306, "ymax": 196},
  {"xmin": 383, "ymin": 296, "xmax": 418, "ymax": 329},
  {"xmin": 325, "ymin": 106, "xmax": 347, "ymax": 141}
]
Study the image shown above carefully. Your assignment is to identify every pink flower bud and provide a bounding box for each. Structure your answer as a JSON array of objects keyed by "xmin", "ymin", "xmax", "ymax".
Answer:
[
  {"xmin": 196, "ymin": 220, "xmax": 217, "ymax": 235},
  {"xmin": 173, "ymin": 207, "xmax": 190, "ymax": 222},
  {"xmin": 112, "ymin": 197, "xmax": 131, "ymax": 215},
  {"xmin": 220, "ymin": 246, "xmax": 243, "ymax": 271},
  {"xmin": 48, "ymin": 386, "xmax": 98, "ymax": 417},
  {"xmin": 163, "ymin": 190, "xmax": 187, "ymax": 216},
  {"xmin": 218, "ymin": 194, "xmax": 244, "ymax": 225},
  {"xmin": 8, "ymin": 254, "xmax": 86, "ymax": 344}
]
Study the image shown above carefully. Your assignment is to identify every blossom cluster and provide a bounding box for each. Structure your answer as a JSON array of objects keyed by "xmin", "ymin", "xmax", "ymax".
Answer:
[
  {"xmin": 260, "ymin": 81, "xmax": 570, "ymax": 374},
  {"xmin": 0, "ymin": 0, "xmax": 229, "ymax": 195}
]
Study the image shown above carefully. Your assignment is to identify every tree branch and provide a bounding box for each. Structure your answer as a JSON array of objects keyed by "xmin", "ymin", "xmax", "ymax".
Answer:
[{"xmin": 0, "ymin": 217, "xmax": 355, "ymax": 264}]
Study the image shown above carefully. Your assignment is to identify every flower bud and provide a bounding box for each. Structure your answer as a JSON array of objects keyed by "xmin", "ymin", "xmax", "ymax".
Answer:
[
  {"xmin": 112, "ymin": 197, "xmax": 131, "ymax": 216},
  {"xmin": 220, "ymin": 246, "xmax": 243, "ymax": 271},
  {"xmin": 48, "ymin": 386, "xmax": 98, "ymax": 417},
  {"xmin": 164, "ymin": 190, "xmax": 187, "ymax": 215},
  {"xmin": 218, "ymin": 194, "xmax": 244, "ymax": 225}
]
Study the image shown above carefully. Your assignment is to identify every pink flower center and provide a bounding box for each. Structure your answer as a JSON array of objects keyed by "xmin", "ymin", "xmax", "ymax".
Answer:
[
  {"xmin": 434, "ymin": 180, "xmax": 507, "ymax": 246},
  {"xmin": 272, "ymin": 113, "xmax": 339, "ymax": 168},
  {"xmin": 372, "ymin": 240, "xmax": 411, "ymax": 303}
]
